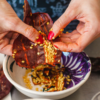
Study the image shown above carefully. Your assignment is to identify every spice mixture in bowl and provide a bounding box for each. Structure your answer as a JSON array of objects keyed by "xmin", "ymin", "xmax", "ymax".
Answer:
[{"xmin": 23, "ymin": 64, "xmax": 71, "ymax": 92}]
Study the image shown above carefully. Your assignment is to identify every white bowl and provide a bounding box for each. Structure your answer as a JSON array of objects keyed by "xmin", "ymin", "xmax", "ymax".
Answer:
[{"xmin": 3, "ymin": 52, "xmax": 91, "ymax": 99}]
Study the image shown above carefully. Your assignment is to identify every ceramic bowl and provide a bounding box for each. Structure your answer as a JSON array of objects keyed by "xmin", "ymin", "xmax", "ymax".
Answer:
[{"xmin": 3, "ymin": 52, "xmax": 91, "ymax": 99}]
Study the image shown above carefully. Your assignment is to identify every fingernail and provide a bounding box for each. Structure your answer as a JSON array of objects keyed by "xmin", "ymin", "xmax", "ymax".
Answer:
[
  {"xmin": 48, "ymin": 31, "xmax": 54, "ymax": 40},
  {"xmin": 54, "ymin": 45, "xmax": 58, "ymax": 49},
  {"xmin": 36, "ymin": 35, "xmax": 43, "ymax": 44}
]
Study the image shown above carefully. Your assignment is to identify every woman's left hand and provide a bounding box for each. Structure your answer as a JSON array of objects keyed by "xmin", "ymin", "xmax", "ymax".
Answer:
[{"xmin": 48, "ymin": 0, "xmax": 100, "ymax": 52}]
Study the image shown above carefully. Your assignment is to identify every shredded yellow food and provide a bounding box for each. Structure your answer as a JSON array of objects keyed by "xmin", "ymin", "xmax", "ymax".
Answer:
[
  {"xmin": 43, "ymin": 40, "xmax": 56, "ymax": 64},
  {"xmin": 23, "ymin": 65, "xmax": 71, "ymax": 92}
]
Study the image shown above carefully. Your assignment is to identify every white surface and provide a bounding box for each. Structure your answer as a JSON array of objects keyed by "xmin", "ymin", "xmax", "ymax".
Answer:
[
  {"xmin": 2, "ymin": 93, "xmax": 12, "ymax": 100},
  {"xmin": 0, "ymin": 53, "xmax": 5, "ymax": 64},
  {"xmin": 84, "ymin": 38, "xmax": 100, "ymax": 57},
  {"xmin": 24, "ymin": 98, "xmax": 52, "ymax": 100}
]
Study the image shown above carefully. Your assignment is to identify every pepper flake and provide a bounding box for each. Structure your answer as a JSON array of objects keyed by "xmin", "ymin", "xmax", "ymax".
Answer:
[
  {"xmin": 31, "ymin": 44, "xmax": 34, "ymax": 47},
  {"xmin": 22, "ymin": 60, "xmax": 25, "ymax": 63},
  {"xmin": 12, "ymin": 54, "xmax": 15, "ymax": 58},
  {"xmin": 60, "ymin": 29, "xmax": 64, "ymax": 32},
  {"xmin": 30, "ymin": 13, "xmax": 32, "ymax": 16},
  {"xmin": 52, "ymin": 37, "xmax": 55, "ymax": 40},
  {"xmin": 39, "ymin": 31, "xmax": 41, "ymax": 33},
  {"xmin": 37, "ymin": 52, "xmax": 40, "ymax": 55},
  {"xmin": 47, "ymin": 22, "xmax": 49, "ymax": 25},
  {"xmin": 36, "ymin": 37, "xmax": 39, "ymax": 39},
  {"xmin": 40, "ymin": 44, "xmax": 43, "ymax": 46},
  {"xmin": 34, "ymin": 43, "xmax": 37, "ymax": 46},
  {"xmin": 59, "ymin": 35, "xmax": 61, "ymax": 37},
  {"xmin": 58, "ymin": 60, "xmax": 60, "ymax": 63},
  {"xmin": 14, "ymin": 49, "xmax": 17, "ymax": 54},
  {"xmin": 66, "ymin": 31, "xmax": 69, "ymax": 33},
  {"xmin": 30, "ymin": 46, "xmax": 33, "ymax": 49},
  {"xmin": 67, "ymin": 82, "xmax": 69, "ymax": 84}
]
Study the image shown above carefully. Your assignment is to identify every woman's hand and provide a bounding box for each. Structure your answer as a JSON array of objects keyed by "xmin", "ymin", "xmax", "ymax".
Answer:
[
  {"xmin": 48, "ymin": 0, "xmax": 100, "ymax": 52},
  {"xmin": 0, "ymin": 0, "xmax": 39, "ymax": 55}
]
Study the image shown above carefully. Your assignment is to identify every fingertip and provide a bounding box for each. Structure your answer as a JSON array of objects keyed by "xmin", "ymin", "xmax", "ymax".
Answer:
[
  {"xmin": 47, "ymin": 28, "xmax": 64, "ymax": 40},
  {"xmin": 49, "ymin": 21, "xmax": 65, "ymax": 40},
  {"xmin": 53, "ymin": 42, "xmax": 75, "ymax": 52},
  {"xmin": 36, "ymin": 34, "xmax": 44, "ymax": 44},
  {"xmin": 54, "ymin": 44, "xmax": 58, "ymax": 49},
  {"xmin": 48, "ymin": 31, "xmax": 54, "ymax": 40},
  {"xmin": 13, "ymin": 20, "xmax": 40, "ymax": 42},
  {"xmin": 53, "ymin": 42, "xmax": 67, "ymax": 52}
]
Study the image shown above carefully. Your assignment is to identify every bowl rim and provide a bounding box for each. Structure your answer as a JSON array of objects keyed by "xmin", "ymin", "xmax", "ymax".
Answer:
[{"xmin": 3, "ymin": 55, "xmax": 91, "ymax": 96}]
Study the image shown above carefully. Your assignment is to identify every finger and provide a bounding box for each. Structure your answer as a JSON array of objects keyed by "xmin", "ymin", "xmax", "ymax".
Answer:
[
  {"xmin": 76, "ymin": 22, "xmax": 85, "ymax": 34},
  {"xmin": 59, "ymin": 36, "xmax": 80, "ymax": 43},
  {"xmin": 0, "ymin": 38, "xmax": 9, "ymax": 48},
  {"xmin": 5, "ymin": 32, "xmax": 19, "ymax": 45},
  {"xmin": 6, "ymin": 32, "xmax": 19, "ymax": 44},
  {"xmin": 54, "ymin": 37, "xmax": 73, "ymax": 43},
  {"xmin": 55, "ymin": 30, "xmax": 80, "ymax": 43},
  {"xmin": 11, "ymin": 32, "xmax": 19, "ymax": 39},
  {"xmin": 0, "ymin": 32, "xmax": 8, "ymax": 39},
  {"xmin": 76, "ymin": 31, "xmax": 97, "ymax": 51},
  {"xmin": 54, "ymin": 27, "xmax": 96, "ymax": 52},
  {"xmin": 0, "ymin": 44, "xmax": 12, "ymax": 55},
  {"xmin": 61, "ymin": 30, "xmax": 80, "ymax": 38},
  {"xmin": 0, "ymin": 37, "xmax": 12, "ymax": 55},
  {"xmin": 48, "ymin": 7, "xmax": 78, "ymax": 40},
  {"xmin": 5, "ymin": 31, "xmax": 14, "ymax": 39},
  {"xmin": 75, "ymin": 19, "xmax": 99, "ymax": 51},
  {"xmin": 9, "ymin": 38, "xmax": 15, "ymax": 45},
  {"xmin": 10, "ymin": 19, "xmax": 43, "ymax": 43},
  {"xmin": 53, "ymin": 41, "xmax": 79, "ymax": 52}
]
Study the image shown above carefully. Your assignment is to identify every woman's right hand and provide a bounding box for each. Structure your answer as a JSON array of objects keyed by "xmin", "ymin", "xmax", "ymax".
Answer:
[{"xmin": 0, "ymin": 0, "xmax": 40, "ymax": 55}]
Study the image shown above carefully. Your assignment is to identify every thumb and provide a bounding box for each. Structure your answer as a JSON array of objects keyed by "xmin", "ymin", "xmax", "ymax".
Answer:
[
  {"xmin": 48, "ymin": 8, "xmax": 77, "ymax": 40},
  {"xmin": 11, "ymin": 19, "xmax": 41, "ymax": 43}
]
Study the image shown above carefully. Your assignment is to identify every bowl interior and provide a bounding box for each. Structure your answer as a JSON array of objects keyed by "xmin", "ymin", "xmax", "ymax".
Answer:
[
  {"xmin": 6, "ymin": 56, "xmax": 26, "ymax": 88},
  {"xmin": 4, "ymin": 52, "xmax": 91, "ymax": 93}
]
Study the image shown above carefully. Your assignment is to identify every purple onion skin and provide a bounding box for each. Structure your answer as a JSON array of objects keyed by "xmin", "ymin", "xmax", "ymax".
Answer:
[{"xmin": 62, "ymin": 52, "xmax": 91, "ymax": 88}]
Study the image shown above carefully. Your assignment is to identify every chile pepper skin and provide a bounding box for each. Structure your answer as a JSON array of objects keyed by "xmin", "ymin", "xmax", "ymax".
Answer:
[{"xmin": 12, "ymin": 0, "xmax": 62, "ymax": 69}]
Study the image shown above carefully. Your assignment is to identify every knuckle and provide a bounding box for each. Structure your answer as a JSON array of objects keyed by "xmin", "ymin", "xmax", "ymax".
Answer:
[
  {"xmin": 66, "ymin": 8, "xmax": 75, "ymax": 17},
  {"xmin": 25, "ymin": 30, "xmax": 32, "ymax": 38},
  {"xmin": 55, "ymin": 19, "xmax": 63, "ymax": 29},
  {"xmin": 7, "ymin": 17, "xmax": 20, "ymax": 30},
  {"xmin": 69, "ymin": 10, "xmax": 75, "ymax": 17}
]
